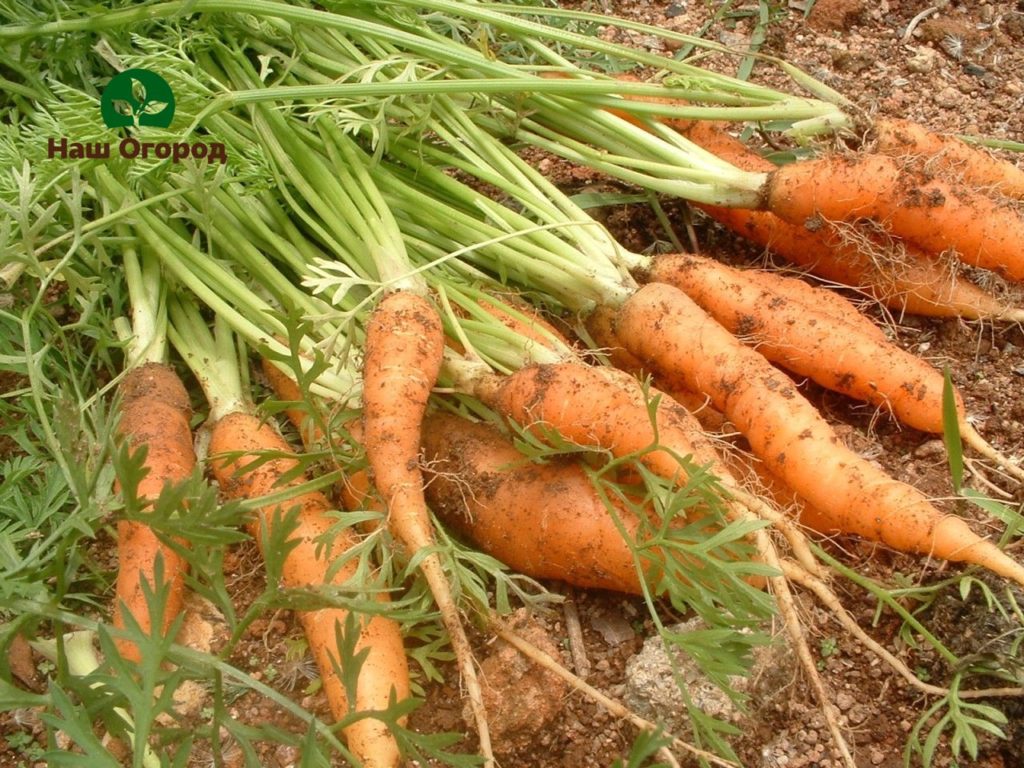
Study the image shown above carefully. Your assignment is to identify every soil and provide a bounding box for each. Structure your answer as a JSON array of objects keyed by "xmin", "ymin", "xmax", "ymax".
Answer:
[{"xmin": 3, "ymin": 2, "xmax": 1024, "ymax": 768}]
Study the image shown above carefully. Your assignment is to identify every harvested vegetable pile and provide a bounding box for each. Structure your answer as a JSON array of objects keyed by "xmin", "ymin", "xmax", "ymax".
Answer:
[{"xmin": 1, "ymin": 2, "xmax": 1023, "ymax": 768}]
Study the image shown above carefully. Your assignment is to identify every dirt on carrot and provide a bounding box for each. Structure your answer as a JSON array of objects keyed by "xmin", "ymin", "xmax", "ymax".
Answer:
[{"xmin": 112, "ymin": 362, "xmax": 196, "ymax": 664}]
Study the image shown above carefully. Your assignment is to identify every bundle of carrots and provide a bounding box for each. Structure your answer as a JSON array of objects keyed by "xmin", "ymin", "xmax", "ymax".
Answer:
[{"xmin": 8, "ymin": 2, "xmax": 1024, "ymax": 766}]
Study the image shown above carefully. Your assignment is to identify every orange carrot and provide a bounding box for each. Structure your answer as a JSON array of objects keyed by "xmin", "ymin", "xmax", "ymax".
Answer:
[
  {"xmin": 585, "ymin": 305, "xmax": 727, "ymax": 432},
  {"xmin": 682, "ymin": 121, "xmax": 1024, "ymax": 319},
  {"xmin": 763, "ymin": 153, "xmax": 1024, "ymax": 283},
  {"xmin": 421, "ymin": 412, "xmax": 645, "ymax": 593},
  {"xmin": 421, "ymin": 411, "xmax": 760, "ymax": 593},
  {"xmin": 260, "ymin": 357, "xmax": 325, "ymax": 451},
  {"xmin": 651, "ymin": 250, "xmax": 884, "ymax": 342},
  {"xmin": 112, "ymin": 362, "xmax": 196, "ymax": 664},
  {"xmin": 606, "ymin": 100, "xmax": 1021, "ymax": 320},
  {"xmin": 615, "ymin": 281, "xmax": 1024, "ymax": 586},
  {"xmin": 470, "ymin": 361, "xmax": 731, "ymax": 485},
  {"xmin": 873, "ymin": 118, "xmax": 1024, "ymax": 200},
  {"xmin": 209, "ymin": 411, "xmax": 409, "ymax": 768},
  {"xmin": 261, "ymin": 356, "xmax": 382, "ymax": 531},
  {"xmin": 361, "ymin": 290, "xmax": 493, "ymax": 762},
  {"xmin": 647, "ymin": 252, "xmax": 952, "ymax": 433},
  {"xmin": 475, "ymin": 292, "xmax": 573, "ymax": 350}
]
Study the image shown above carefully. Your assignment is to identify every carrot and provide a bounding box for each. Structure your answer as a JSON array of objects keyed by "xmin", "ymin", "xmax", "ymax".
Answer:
[
  {"xmin": 421, "ymin": 412, "xmax": 645, "ymax": 593},
  {"xmin": 260, "ymin": 357, "xmax": 325, "ymax": 451},
  {"xmin": 111, "ymin": 362, "xmax": 196, "ymax": 664},
  {"xmin": 421, "ymin": 411, "xmax": 763, "ymax": 593},
  {"xmin": 615, "ymin": 281, "xmax": 1024, "ymax": 586},
  {"xmin": 721, "ymin": 445, "xmax": 843, "ymax": 538},
  {"xmin": 584, "ymin": 305, "xmax": 727, "ymax": 432},
  {"xmin": 361, "ymin": 290, "xmax": 494, "ymax": 763},
  {"xmin": 648, "ymin": 251, "xmax": 886, "ymax": 342},
  {"xmin": 209, "ymin": 411, "xmax": 409, "ymax": 768},
  {"xmin": 261, "ymin": 356, "xmax": 382, "ymax": 531},
  {"xmin": 762, "ymin": 153, "xmax": 1024, "ymax": 283},
  {"xmin": 647, "ymin": 252, "xmax": 941, "ymax": 430},
  {"xmin": 606, "ymin": 98, "xmax": 1024, "ymax": 321},
  {"xmin": 469, "ymin": 361, "xmax": 730, "ymax": 484},
  {"xmin": 680, "ymin": 121, "xmax": 1024, "ymax": 320},
  {"xmin": 873, "ymin": 118, "xmax": 1024, "ymax": 201},
  {"xmin": 474, "ymin": 292, "xmax": 573, "ymax": 351},
  {"xmin": 648, "ymin": 253, "xmax": 1024, "ymax": 479},
  {"xmin": 458, "ymin": 357, "xmax": 825, "ymax": 575}
]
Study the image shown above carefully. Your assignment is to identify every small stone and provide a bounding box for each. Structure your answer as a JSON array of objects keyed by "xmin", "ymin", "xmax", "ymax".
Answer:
[
  {"xmin": 870, "ymin": 747, "xmax": 886, "ymax": 765},
  {"xmin": 906, "ymin": 47, "xmax": 938, "ymax": 73},
  {"xmin": 935, "ymin": 86, "xmax": 961, "ymax": 108},
  {"xmin": 835, "ymin": 690, "xmax": 856, "ymax": 711},
  {"xmin": 913, "ymin": 439, "xmax": 946, "ymax": 459},
  {"xmin": 273, "ymin": 745, "xmax": 301, "ymax": 768},
  {"xmin": 591, "ymin": 612, "xmax": 635, "ymax": 646}
]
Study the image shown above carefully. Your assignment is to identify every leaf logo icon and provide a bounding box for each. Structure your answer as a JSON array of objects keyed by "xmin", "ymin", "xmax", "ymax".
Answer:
[{"xmin": 100, "ymin": 68, "xmax": 176, "ymax": 129}]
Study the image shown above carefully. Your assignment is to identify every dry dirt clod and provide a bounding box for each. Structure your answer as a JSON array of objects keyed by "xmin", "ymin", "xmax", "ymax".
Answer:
[{"xmin": 465, "ymin": 609, "xmax": 568, "ymax": 755}]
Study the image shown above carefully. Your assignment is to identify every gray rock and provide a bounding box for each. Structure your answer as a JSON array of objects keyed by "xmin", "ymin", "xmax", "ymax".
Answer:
[{"xmin": 623, "ymin": 618, "xmax": 748, "ymax": 735}]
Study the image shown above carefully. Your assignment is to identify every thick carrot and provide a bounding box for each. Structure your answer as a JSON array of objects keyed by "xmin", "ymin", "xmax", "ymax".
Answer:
[
  {"xmin": 421, "ymin": 412, "xmax": 645, "ymax": 593},
  {"xmin": 361, "ymin": 290, "xmax": 494, "ymax": 763},
  {"xmin": 615, "ymin": 281, "xmax": 1024, "ymax": 586},
  {"xmin": 209, "ymin": 411, "xmax": 409, "ymax": 768},
  {"xmin": 112, "ymin": 362, "xmax": 196, "ymax": 664},
  {"xmin": 873, "ymin": 118, "xmax": 1024, "ymax": 200},
  {"xmin": 647, "ymin": 252, "xmax": 956, "ymax": 433},
  {"xmin": 683, "ymin": 122, "xmax": 1024, "ymax": 320},
  {"xmin": 585, "ymin": 305, "xmax": 727, "ymax": 432},
  {"xmin": 763, "ymin": 153, "xmax": 1024, "ymax": 283},
  {"xmin": 470, "ymin": 361, "xmax": 730, "ymax": 484},
  {"xmin": 464, "ymin": 358, "xmax": 832, "ymax": 573},
  {"xmin": 421, "ymin": 411, "xmax": 759, "ymax": 593}
]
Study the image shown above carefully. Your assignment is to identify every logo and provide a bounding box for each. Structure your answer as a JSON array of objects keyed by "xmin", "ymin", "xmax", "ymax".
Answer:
[
  {"xmin": 47, "ymin": 67, "xmax": 227, "ymax": 165},
  {"xmin": 100, "ymin": 68, "xmax": 176, "ymax": 129}
]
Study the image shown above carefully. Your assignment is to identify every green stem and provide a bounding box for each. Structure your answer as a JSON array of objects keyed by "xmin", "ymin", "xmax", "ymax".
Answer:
[
  {"xmin": 119, "ymin": 225, "xmax": 167, "ymax": 368},
  {"xmin": 167, "ymin": 296, "xmax": 248, "ymax": 422}
]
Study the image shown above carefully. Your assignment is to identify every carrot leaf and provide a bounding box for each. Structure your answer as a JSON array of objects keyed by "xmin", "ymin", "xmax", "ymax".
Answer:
[{"xmin": 941, "ymin": 367, "xmax": 964, "ymax": 493}]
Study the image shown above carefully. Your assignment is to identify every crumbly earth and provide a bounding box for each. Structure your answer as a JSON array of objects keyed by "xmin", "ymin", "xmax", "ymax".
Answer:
[{"xmin": 3, "ymin": 2, "xmax": 1024, "ymax": 768}]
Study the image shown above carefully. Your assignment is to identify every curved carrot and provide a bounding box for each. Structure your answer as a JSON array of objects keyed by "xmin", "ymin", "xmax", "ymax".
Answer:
[
  {"xmin": 112, "ymin": 362, "xmax": 195, "ymax": 664},
  {"xmin": 585, "ymin": 305, "xmax": 727, "ymax": 432},
  {"xmin": 421, "ymin": 412, "xmax": 645, "ymax": 593},
  {"xmin": 648, "ymin": 252, "xmax": 960, "ymax": 433},
  {"xmin": 209, "ymin": 411, "xmax": 409, "ymax": 768},
  {"xmin": 361, "ymin": 290, "xmax": 494, "ymax": 762},
  {"xmin": 873, "ymin": 118, "xmax": 1024, "ymax": 201},
  {"xmin": 763, "ymin": 153, "xmax": 1024, "ymax": 283},
  {"xmin": 615, "ymin": 281, "xmax": 1024, "ymax": 586},
  {"xmin": 471, "ymin": 361, "xmax": 730, "ymax": 484}
]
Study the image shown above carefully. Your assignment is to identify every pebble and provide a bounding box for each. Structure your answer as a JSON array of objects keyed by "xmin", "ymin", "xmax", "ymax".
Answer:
[
  {"xmin": 906, "ymin": 47, "xmax": 938, "ymax": 73},
  {"xmin": 834, "ymin": 690, "xmax": 856, "ymax": 711},
  {"xmin": 913, "ymin": 439, "xmax": 946, "ymax": 459},
  {"xmin": 591, "ymin": 612, "xmax": 635, "ymax": 645},
  {"xmin": 273, "ymin": 745, "xmax": 301, "ymax": 768},
  {"xmin": 934, "ymin": 86, "xmax": 961, "ymax": 107}
]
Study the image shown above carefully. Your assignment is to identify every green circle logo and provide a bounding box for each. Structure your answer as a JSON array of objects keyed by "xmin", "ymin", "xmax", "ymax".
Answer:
[{"xmin": 100, "ymin": 68, "xmax": 175, "ymax": 129}]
